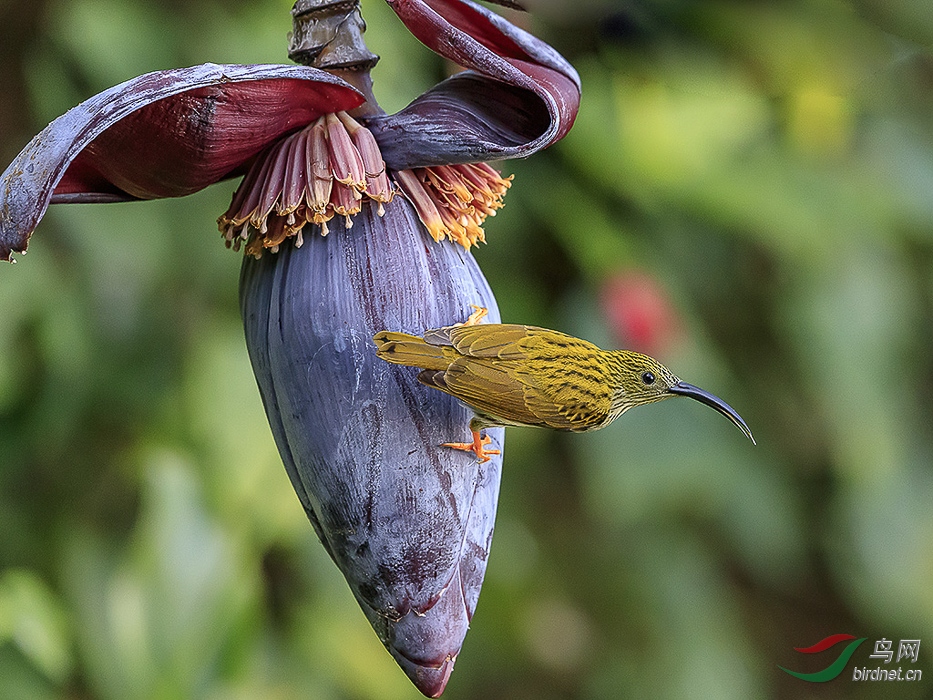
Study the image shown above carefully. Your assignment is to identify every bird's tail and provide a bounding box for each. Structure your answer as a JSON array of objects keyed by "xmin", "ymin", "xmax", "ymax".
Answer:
[{"xmin": 373, "ymin": 331, "xmax": 449, "ymax": 370}]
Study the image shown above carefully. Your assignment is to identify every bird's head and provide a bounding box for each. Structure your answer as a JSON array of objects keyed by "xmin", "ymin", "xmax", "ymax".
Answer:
[{"xmin": 608, "ymin": 351, "xmax": 755, "ymax": 444}]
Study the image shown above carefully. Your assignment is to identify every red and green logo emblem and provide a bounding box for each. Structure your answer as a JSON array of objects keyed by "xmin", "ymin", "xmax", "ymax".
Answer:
[{"xmin": 779, "ymin": 634, "xmax": 867, "ymax": 682}]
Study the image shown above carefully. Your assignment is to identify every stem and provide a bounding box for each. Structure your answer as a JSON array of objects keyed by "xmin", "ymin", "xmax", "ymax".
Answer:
[{"xmin": 288, "ymin": 0, "xmax": 382, "ymax": 116}]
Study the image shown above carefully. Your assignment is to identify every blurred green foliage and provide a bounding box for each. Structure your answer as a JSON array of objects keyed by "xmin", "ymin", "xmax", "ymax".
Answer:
[{"xmin": 2, "ymin": 0, "xmax": 933, "ymax": 698}]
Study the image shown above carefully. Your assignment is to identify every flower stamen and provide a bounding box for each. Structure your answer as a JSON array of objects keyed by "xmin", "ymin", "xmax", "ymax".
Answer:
[
  {"xmin": 218, "ymin": 111, "xmax": 395, "ymax": 257},
  {"xmin": 325, "ymin": 113, "xmax": 367, "ymax": 192},
  {"xmin": 219, "ymin": 116, "xmax": 511, "ymax": 256},
  {"xmin": 395, "ymin": 163, "xmax": 512, "ymax": 249},
  {"xmin": 394, "ymin": 170, "xmax": 448, "ymax": 243},
  {"xmin": 338, "ymin": 111, "xmax": 393, "ymax": 215}
]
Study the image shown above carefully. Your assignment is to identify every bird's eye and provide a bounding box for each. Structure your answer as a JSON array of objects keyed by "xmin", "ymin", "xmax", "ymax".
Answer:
[{"xmin": 641, "ymin": 371, "xmax": 656, "ymax": 385}]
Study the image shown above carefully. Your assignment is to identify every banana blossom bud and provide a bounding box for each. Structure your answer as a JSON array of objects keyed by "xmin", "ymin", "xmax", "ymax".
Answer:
[{"xmin": 0, "ymin": 1, "xmax": 580, "ymax": 696}]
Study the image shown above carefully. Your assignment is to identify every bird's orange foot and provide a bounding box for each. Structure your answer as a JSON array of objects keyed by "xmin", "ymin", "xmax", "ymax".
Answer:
[
  {"xmin": 442, "ymin": 431, "xmax": 500, "ymax": 463},
  {"xmin": 454, "ymin": 305, "xmax": 487, "ymax": 327}
]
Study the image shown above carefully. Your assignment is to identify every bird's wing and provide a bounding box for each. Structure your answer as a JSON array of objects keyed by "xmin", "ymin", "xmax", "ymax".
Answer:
[
  {"xmin": 420, "ymin": 359, "xmax": 532, "ymax": 426},
  {"xmin": 422, "ymin": 323, "xmax": 535, "ymax": 357},
  {"xmin": 419, "ymin": 327, "xmax": 613, "ymax": 430},
  {"xmin": 424, "ymin": 324, "xmax": 582, "ymax": 360}
]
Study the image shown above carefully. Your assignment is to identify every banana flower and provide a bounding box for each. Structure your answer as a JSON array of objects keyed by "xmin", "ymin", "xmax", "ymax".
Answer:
[{"xmin": 0, "ymin": 0, "xmax": 580, "ymax": 695}]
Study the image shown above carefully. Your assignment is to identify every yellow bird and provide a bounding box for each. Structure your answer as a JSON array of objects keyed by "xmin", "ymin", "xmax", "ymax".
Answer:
[{"xmin": 373, "ymin": 308, "xmax": 755, "ymax": 462}]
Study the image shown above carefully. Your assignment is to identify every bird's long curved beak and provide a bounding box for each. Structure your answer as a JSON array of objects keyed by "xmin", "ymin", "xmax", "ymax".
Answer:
[{"xmin": 669, "ymin": 381, "xmax": 756, "ymax": 445}]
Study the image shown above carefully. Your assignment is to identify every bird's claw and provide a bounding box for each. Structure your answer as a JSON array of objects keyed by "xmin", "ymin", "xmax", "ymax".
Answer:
[
  {"xmin": 442, "ymin": 432, "xmax": 499, "ymax": 463},
  {"xmin": 454, "ymin": 305, "xmax": 487, "ymax": 327}
]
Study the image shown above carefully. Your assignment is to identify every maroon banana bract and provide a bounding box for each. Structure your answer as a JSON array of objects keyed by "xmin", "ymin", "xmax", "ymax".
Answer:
[
  {"xmin": 0, "ymin": 1, "xmax": 580, "ymax": 695},
  {"xmin": 0, "ymin": 0, "xmax": 579, "ymax": 262},
  {"xmin": 367, "ymin": 0, "xmax": 580, "ymax": 168},
  {"xmin": 0, "ymin": 64, "xmax": 364, "ymax": 261}
]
